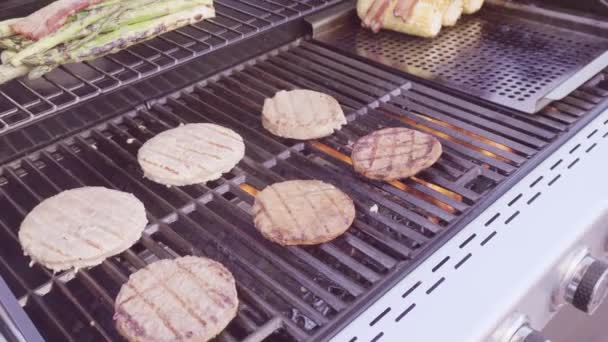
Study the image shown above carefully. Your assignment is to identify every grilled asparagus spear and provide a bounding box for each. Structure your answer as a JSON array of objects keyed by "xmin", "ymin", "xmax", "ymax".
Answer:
[
  {"xmin": 73, "ymin": 5, "xmax": 214, "ymax": 61},
  {"xmin": 28, "ymin": 65, "xmax": 57, "ymax": 80},
  {"xmin": 22, "ymin": 0, "xmax": 212, "ymax": 66},
  {"xmin": 24, "ymin": 3, "xmax": 214, "ymax": 66},
  {"xmin": 110, "ymin": 0, "xmax": 211, "ymax": 28},
  {"xmin": 1, "ymin": 51, "xmax": 16, "ymax": 64},
  {"xmin": 0, "ymin": 0, "xmax": 215, "ymax": 83},
  {"xmin": 88, "ymin": 0, "xmax": 124, "ymax": 9},
  {"xmin": 56, "ymin": 0, "xmax": 156, "ymax": 51},
  {"xmin": 0, "ymin": 35, "xmax": 34, "ymax": 51},
  {"xmin": 0, "ymin": 64, "xmax": 29, "ymax": 84},
  {"xmin": 10, "ymin": 5, "xmax": 123, "ymax": 66},
  {"xmin": 0, "ymin": 18, "xmax": 21, "ymax": 39}
]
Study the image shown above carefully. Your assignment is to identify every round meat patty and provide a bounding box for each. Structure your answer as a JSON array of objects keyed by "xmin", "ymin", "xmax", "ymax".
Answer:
[
  {"xmin": 262, "ymin": 89, "xmax": 346, "ymax": 140},
  {"xmin": 19, "ymin": 187, "xmax": 147, "ymax": 272},
  {"xmin": 138, "ymin": 123, "xmax": 245, "ymax": 186},
  {"xmin": 114, "ymin": 256, "xmax": 238, "ymax": 342},
  {"xmin": 351, "ymin": 127, "xmax": 442, "ymax": 181},
  {"xmin": 252, "ymin": 180, "xmax": 356, "ymax": 245}
]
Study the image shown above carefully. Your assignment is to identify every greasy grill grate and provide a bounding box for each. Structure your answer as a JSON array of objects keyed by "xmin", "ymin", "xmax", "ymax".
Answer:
[
  {"xmin": 318, "ymin": 8, "xmax": 608, "ymax": 113},
  {"xmin": 0, "ymin": 0, "xmax": 338, "ymax": 135},
  {"xmin": 0, "ymin": 41, "xmax": 606, "ymax": 341}
]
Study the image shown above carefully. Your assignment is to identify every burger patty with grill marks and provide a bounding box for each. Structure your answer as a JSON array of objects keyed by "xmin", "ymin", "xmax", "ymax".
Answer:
[
  {"xmin": 262, "ymin": 89, "xmax": 346, "ymax": 140},
  {"xmin": 137, "ymin": 123, "xmax": 245, "ymax": 186},
  {"xmin": 252, "ymin": 180, "xmax": 356, "ymax": 245},
  {"xmin": 19, "ymin": 186, "xmax": 147, "ymax": 272},
  {"xmin": 351, "ymin": 127, "xmax": 442, "ymax": 181},
  {"xmin": 114, "ymin": 256, "xmax": 238, "ymax": 342}
]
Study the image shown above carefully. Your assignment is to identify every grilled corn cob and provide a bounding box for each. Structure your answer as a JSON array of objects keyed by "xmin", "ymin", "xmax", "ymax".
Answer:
[
  {"xmin": 463, "ymin": 0, "xmax": 483, "ymax": 14},
  {"xmin": 439, "ymin": 0, "xmax": 463, "ymax": 26},
  {"xmin": 357, "ymin": 0, "xmax": 442, "ymax": 38}
]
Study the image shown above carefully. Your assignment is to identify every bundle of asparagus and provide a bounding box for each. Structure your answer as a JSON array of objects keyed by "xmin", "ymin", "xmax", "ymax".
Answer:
[{"xmin": 0, "ymin": 0, "xmax": 215, "ymax": 85}]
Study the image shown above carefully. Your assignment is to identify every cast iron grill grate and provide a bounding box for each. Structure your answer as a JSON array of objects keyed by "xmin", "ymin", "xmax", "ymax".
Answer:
[
  {"xmin": 0, "ymin": 0, "xmax": 339, "ymax": 135},
  {"xmin": 319, "ymin": 8, "xmax": 608, "ymax": 113},
  {"xmin": 0, "ymin": 41, "xmax": 606, "ymax": 341}
]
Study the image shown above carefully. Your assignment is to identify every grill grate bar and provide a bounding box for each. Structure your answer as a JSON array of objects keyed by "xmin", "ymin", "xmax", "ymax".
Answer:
[
  {"xmin": 0, "ymin": 179, "xmax": 112, "ymax": 341},
  {"xmin": 314, "ymin": 131, "xmax": 476, "ymax": 210},
  {"xmin": 0, "ymin": 221, "xmax": 78, "ymax": 342},
  {"xmin": 145, "ymin": 95, "xmax": 386, "ymax": 294},
  {"xmin": 299, "ymin": 41, "xmax": 406, "ymax": 85},
  {"xmin": 210, "ymin": 185, "xmax": 359, "ymax": 308},
  {"xmin": 292, "ymin": 49, "xmax": 396, "ymax": 91},
  {"xmin": 211, "ymin": 78, "xmax": 464, "ymax": 219},
  {"xmin": 74, "ymin": 130, "xmax": 340, "ymax": 331},
  {"xmin": 154, "ymin": 221, "xmax": 310, "ymax": 341},
  {"xmin": 276, "ymin": 54, "xmax": 389, "ymax": 99},
  {"xmin": 271, "ymin": 154, "xmax": 436, "ymax": 240},
  {"xmin": 25, "ymin": 138, "xmax": 303, "ymax": 339},
  {"xmin": 385, "ymin": 101, "xmax": 524, "ymax": 165},
  {"xmin": 408, "ymin": 85, "xmax": 560, "ymax": 139},
  {"xmin": 393, "ymin": 95, "xmax": 545, "ymax": 153},
  {"xmin": 370, "ymin": 108, "xmax": 517, "ymax": 175},
  {"xmin": 107, "ymin": 119, "xmax": 356, "ymax": 309},
  {"xmin": 185, "ymin": 65, "xmax": 460, "ymax": 238},
  {"xmin": 265, "ymin": 59, "xmax": 375, "ymax": 107},
  {"xmin": 2, "ymin": 166, "xmax": 117, "ymax": 337}
]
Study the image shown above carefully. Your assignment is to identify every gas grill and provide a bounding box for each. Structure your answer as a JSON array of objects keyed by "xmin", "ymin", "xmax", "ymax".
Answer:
[{"xmin": 0, "ymin": 0, "xmax": 607, "ymax": 341}]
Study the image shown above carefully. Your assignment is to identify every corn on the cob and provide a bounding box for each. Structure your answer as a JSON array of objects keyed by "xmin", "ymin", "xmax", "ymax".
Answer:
[
  {"xmin": 357, "ymin": 0, "xmax": 442, "ymax": 38},
  {"xmin": 463, "ymin": 0, "xmax": 483, "ymax": 14},
  {"xmin": 439, "ymin": 0, "xmax": 463, "ymax": 26}
]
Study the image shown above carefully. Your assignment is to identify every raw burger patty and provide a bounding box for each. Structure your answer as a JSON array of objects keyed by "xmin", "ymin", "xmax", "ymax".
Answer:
[
  {"xmin": 262, "ymin": 89, "xmax": 346, "ymax": 140},
  {"xmin": 352, "ymin": 127, "xmax": 442, "ymax": 181},
  {"xmin": 138, "ymin": 123, "xmax": 245, "ymax": 186},
  {"xmin": 114, "ymin": 256, "xmax": 238, "ymax": 342},
  {"xmin": 19, "ymin": 187, "xmax": 147, "ymax": 272},
  {"xmin": 252, "ymin": 180, "xmax": 356, "ymax": 245}
]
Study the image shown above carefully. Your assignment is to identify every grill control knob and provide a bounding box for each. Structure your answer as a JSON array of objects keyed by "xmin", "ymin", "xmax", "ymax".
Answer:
[
  {"xmin": 508, "ymin": 324, "xmax": 550, "ymax": 342},
  {"xmin": 564, "ymin": 255, "xmax": 608, "ymax": 314}
]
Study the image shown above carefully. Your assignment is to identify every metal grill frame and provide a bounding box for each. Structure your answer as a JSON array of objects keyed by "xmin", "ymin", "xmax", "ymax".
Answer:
[{"xmin": 0, "ymin": 35, "xmax": 606, "ymax": 341}]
